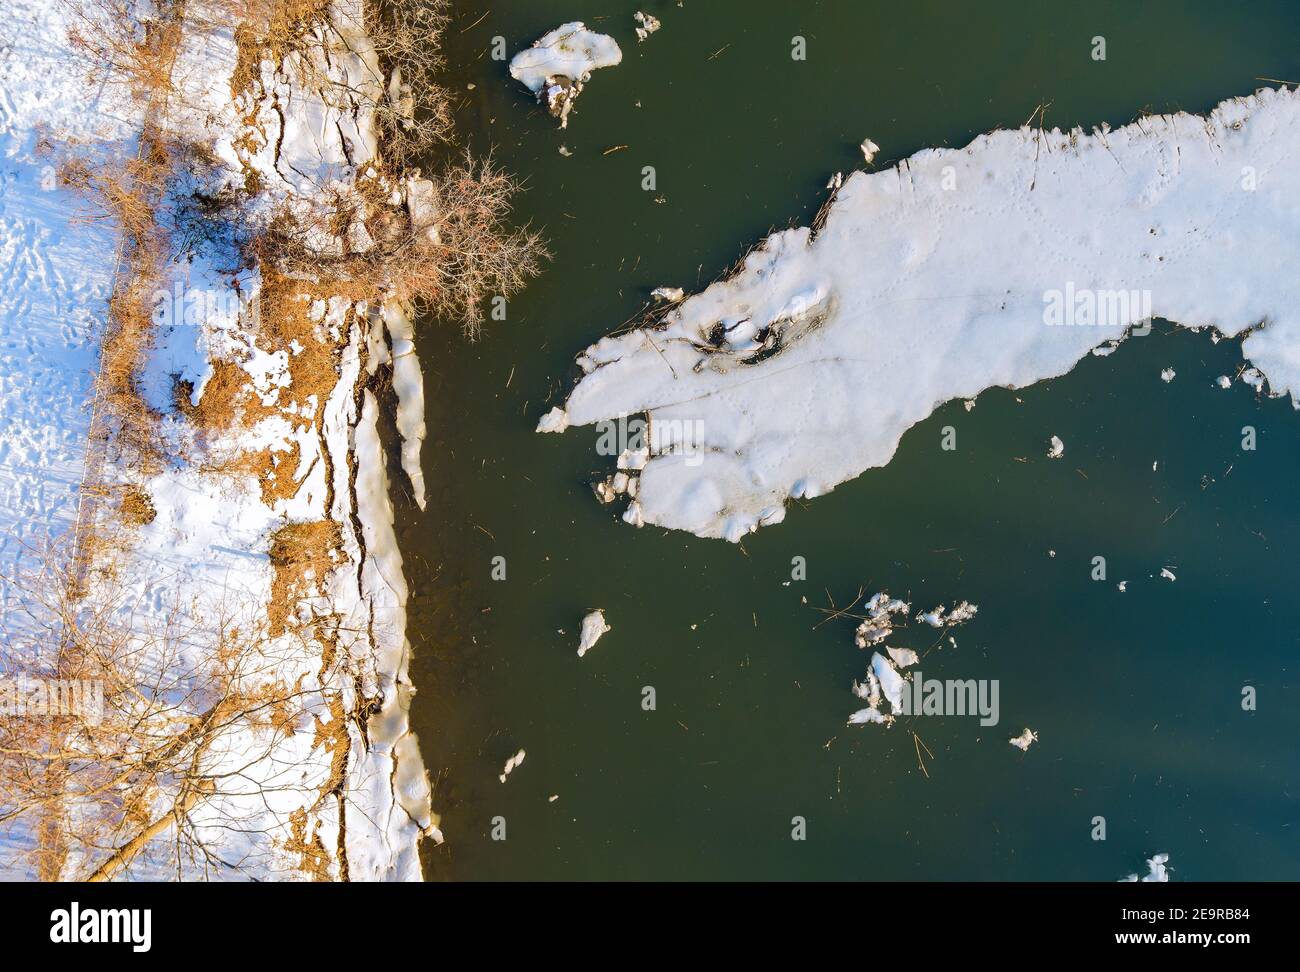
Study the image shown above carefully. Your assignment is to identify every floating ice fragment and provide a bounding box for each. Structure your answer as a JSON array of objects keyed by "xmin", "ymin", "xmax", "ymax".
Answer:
[
  {"xmin": 887, "ymin": 646, "xmax": 920, "ymax": 668},
  {"xmin": 871, "ymin": 652, "xmax": 905, "ymax": 711},
  {"xmin": 1117, "ymin": 580, "xmax": 1128, "ymax": 592},
  {"xmin": 1242, "ymin": 367, "xmax": 1265, "ymax": 391},
  {"xmin": 848, "ymin": 706, "xmax": 892, "ymax": 726},
  {"xmin": 536, "ymin": 406, "xmax": 570, "ymax": 433},
  {"xmin": 577, "ymin": 609, "xmax": 611, "ymax": 657},
  {"xmin": 915, "ymin": 601, "xmax": 975, "ymax": 627},
  {"xmin": 1216, "ymin": 375, "xmax": 1232, "ymax": 388},
  {"xmin": 652, "ymin": 286, "xmax": 685, "ymax": 302},
  {"xmin": 946, "ymin": 600, "xmax": 979, "ymax": 624},
  {"xmin": 1009, "ymin": 728, "xmax": 1038, "ymax": 751},
  {"xmin": 1159, "ymin": 567, "xmax": 1176, "ymax": 581},
  {"xmin": 917, "ymin": 606, "xmax": 945, "ymax": 628},
  {"xmin": 1120, "ymin": 853, "xmax": 1171, "ymax": 883},
  {"xmin": 1160, "ymin": 367, "xmax": 1176, "ymax": 382},
  {"xmin": 499, "ymin": 749, "xmax": 526, "ymax": 782},
  {"xmin": 634, "ymin": 11, "xmax": 661, "ymax": 41},
  {"xmin": 826, "ymin": 171, "xmax": 843, "ymax": 190},
  {"xmin": 542, "ymin": 89, "xmax": 1300, "ymax": 541},
  {"xmin": 860, "ymin": 138, "xmax": 880, "ymax": 163},
  {"xmin": 855, "ymin": 592, "xmax": 910, "ymax": 646},
  {"xmin": 509, "ymin": 23, "xmax": 623, "ymax": 129},
  {"xmin": 1047, "ymin": 436, "xmax": 1065, "ymax": 459}
]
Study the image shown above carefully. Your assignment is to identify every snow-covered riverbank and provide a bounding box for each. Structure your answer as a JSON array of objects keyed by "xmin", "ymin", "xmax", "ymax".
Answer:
[
  {"xmin": 541, "ymin": 87, "xmax": 1300, "ymax": 541},
  {"xmin": 1, "ymin": 0, "xmax": 435, "ymax": 880}
]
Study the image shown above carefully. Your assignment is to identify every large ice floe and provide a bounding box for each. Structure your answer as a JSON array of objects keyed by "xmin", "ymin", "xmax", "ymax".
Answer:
[
  {"xmin": 540, "ymin": 87, "xmax": 1300, "ymax": 541},
  {"xmin": 509, "ymin": 22, "xmax": 622, "ymax": 128}
]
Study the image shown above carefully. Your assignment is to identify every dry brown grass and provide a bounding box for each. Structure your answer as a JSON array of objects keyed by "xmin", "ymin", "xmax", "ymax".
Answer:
[
  {"xmin": 116, "ymin": 484, "xmax": 156, "ymax": 526},
  {"xmin": 267, "ymin": 520, "xmax": 342, "ymax": 636},
  {"xmin": 203, "ymin": 440, "xmax": 307, "ymax": 507},
  {"xmin": 62, "ymin": 0, "xmax": 182, "ymax": 99},
  {"xmin": 59, "ymin": 131, "xmax": 186, "ymax": 477}
]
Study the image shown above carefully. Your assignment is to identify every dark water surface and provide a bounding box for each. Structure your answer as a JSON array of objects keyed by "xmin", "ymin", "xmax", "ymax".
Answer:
[{"xmin": 404, "ymin": 0, "xmax": 1300, "ymax": 880}]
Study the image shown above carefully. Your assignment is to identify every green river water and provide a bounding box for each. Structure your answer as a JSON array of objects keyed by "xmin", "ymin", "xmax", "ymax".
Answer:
[{"xmin": 404, "ymin": 0, "xmax": 1300, "ymax": 880}]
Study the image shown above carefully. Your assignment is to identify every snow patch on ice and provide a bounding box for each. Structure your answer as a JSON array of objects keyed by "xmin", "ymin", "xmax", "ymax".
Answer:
[
  {"xmin": 544, "ymin": 87, "xmax": 1300, "ymax": 540},
  {"xmin": 509, "ymin": 23, "xmax": 622, "ymax": 129},
  {"xmin": 577, "ymin": 609, "xmax": 611, "ymax": 657}
]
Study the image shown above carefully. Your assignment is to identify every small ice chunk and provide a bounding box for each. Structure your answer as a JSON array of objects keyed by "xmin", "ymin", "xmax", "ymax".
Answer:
[
  {"xmin": 887, "ymin": 646, "xmax": 920, "ymax": 668},
  {"xmin": 577, "ymin": 609, "xmax": 611, "ymax": 657},
  {"xmin": 917, "ymin": 606, "xmax": 945, "ymax": 628},
  {"xmin": 1047, "ymin": 435, "xmax": 1065, "ymax": 459},
  {"xmin": 963, "ymin": 399, "xmax": 976, "ymax": 411},
  {"xmin": 1160, "ymin": 367, "xmax": 1176, "ymax": 382},
  {"xmin": 1159, "ymin": 567, "xmax": 1176, "ymax": 581},
  {"xmin": 634, "ymin": 11, "xmax": 661, "ymax": 41},
  {"xmin": 855, "ymin": 591, "xmax": 911, "ymax": 646},
  {"xmin": 860, "ymin": 138, "xmax": 880, "ymax": 163},
  {"xmin": 945, "ymin": 600, "xmax": 978, "ymax": 624},
  {"xmin": 509, "ymin": 23, "xmax": 623, "ymax": 129},
  {"xmin": 1241, "ymin": 367, "xmax": 1264, "ymax": 391},
  {"xmin": 855, "ymin": 621, "xmax": 892, "ymax": 647},
  {"xmin": 651, "ymin": 286, "xmax": 685, "ymax": 302},
  {"xmin": 826, "ymin": 171, "xmax": 843, "ymax": 190},
  {"xmin": 617, "ymin": 447, "xmax": 648, "ymax": 470},
  {"xmin": 536, "ymin": 406, "xmax": 570, "ymax": 433},
  {"xmin": 1120, "ymin": 853, "xmax": 1171, "ymax": 883},
  {"xmin": 1216, "ymin": 375, "xmax": 1232, "ymax": 389},
  {"xmin": 1117, "ymin": 580, "xmax": 1127, "ymax": 592},
  {"xmin": 871, "ymin": 652, "xmax": 905, "ymax": 711},
  {"xmin": 865, "ymin": 592, "xmax": 911, "ymax": 617},
  {"xmin": 848, "ymin": 706, "xmax": 892, "ymax": 726},
  {"xmin": 852, "ymin": 670, "xmax": 883, "ymax": 708},
  {"xmin": 499, "ymin": 749, "xmax": 526, "ymax": 782},
  {"xmin": 1009, "ymin": 728, "xmax": 1038, "ymax": 751}
]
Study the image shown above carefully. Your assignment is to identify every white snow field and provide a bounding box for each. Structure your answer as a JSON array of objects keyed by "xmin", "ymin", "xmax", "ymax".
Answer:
[
  {"xmin": 0, "ymin": 0, "xmax": 140, "ymax": 881},
  {"xmin": 541, "ymin": 87, "xmax": 1300, "ymax": 541},
  {"xmin": 0, "ymin": 1, "xmax": 134, "ymax": 617}
]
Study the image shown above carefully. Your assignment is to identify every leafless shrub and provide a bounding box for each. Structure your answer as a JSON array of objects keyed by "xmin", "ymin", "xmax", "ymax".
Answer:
[
  {"xmin": 364, "ymin": 0, "xmax": 454, "ymax": 166},
  {"xmin": 61, "ymin": 0, "xmax": 181, "ymax": 99},
  {"xmin": 398, "ymin": 153, "xmax": 547, "ymax": 337},
  {"xmin": 0, "ymin": 541, "xmax": 336, "ymax": 880},
  {"xmin": 257, "ymin": 152, "xmax": 547, "ymax": 338}
]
